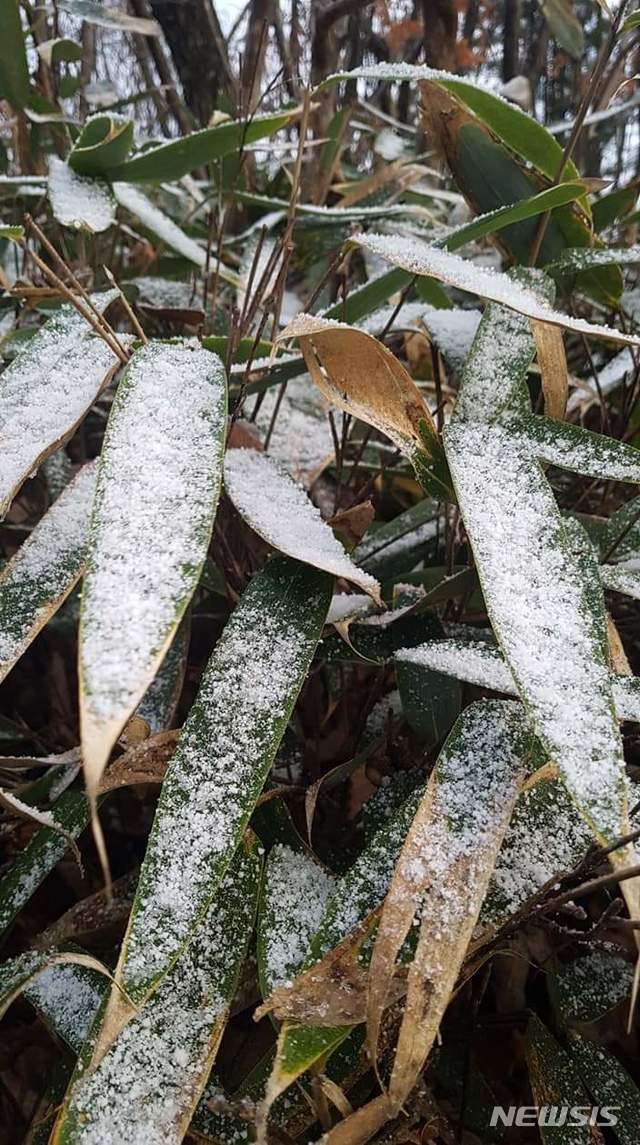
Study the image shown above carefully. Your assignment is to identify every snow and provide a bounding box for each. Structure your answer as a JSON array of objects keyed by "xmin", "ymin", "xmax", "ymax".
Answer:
[
  {"xmin": 223, "ymin": 449, "xmax": 380, "ymax": 599},
  {"xmin": 245, "ymin": 376, "xmax": 334, "ymax": 482},
  {"xmin": 0, "ymin": 461, "xmax": 96, "ymax": 677},
  {"xmin": 326, "ymin": 593, "xmax": 374, "ymax": 625},
  {"xmin": 356, "ymin": 233, "xmax": 640, "ymax": 348},
  {"xmin": 568, "ymin": 348, "xmax": 636, "ymax": 411},
  {"xmin": 26, "ymin": 963, "xmax": 105, "ymax": 1052},
  {"xmin": 262, "ymin": 845, "xmax": 334, "ymax": 992},
  {"xmin": 48, "ymin": 156, "xmax": 115, "ymax": 233},
  {"xmin": 113, "ymin": 183, "xmax": 207, "ymax": 268},
  {"xmin": 0, "ymin": 292, "xmax": 118, "ymax": 517},
  {"xmin": 444, "ymin": 420, "xmax": 627, "ymax": 842},
  {"xmin": 80, "ymin": 342, "xmax": 226, "ymax": 739},
  {"xmin": 120, "ymin": 560, "xmax": 329, "ymax": 998}
]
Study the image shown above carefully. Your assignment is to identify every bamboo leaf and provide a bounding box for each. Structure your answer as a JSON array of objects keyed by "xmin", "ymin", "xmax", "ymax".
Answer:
[
  {"xmin": 0, "ymin": 461, "xmax": 95, "ymax": 684},
  {"xmin": 369, "ymin": 701, "xmax": 529, "ymax": 1110},
  {"xmin": 224, "ymin": 449, "xmax": 381, "ymax": 601},
  {"xmin": 526, "ymin": 1016, "xmax": 593, "ymax": 1144},
  {"xmin": 23, "ymin": 960, "xmax": 108, "ymax": 1054},
  {"xmin": 79, "ymin": 341, "xmax": 227, "ymax": 798},
  {"xmin": 537, "ymin": 0, "xmax": 584, "ymax": 58},
  {"xmin": 0, "ymin": 947, "xmax": 110, "ymax": 1028},
  {"xmin": 570, "ymin": 1032, "xmax": 640, "ymax": 1145},
  {"xmin": 54, "ymin": 835, "xmax": 262, "ymax": 1145},
  {"xmin": 110, "ymin": 110, "xmax": 301, "ymax": 182},
  {"xmin": 57, "ymin": 0, "xmax": 160, "ymax": 34},
  {"xmin": 97, "ymin": 556, "xmax": 330, "ymax": 1027},
  {"xmin": 0, "ymin": 291, "xmax": 118, "ymax": 517},
  {"xmin": 520, "ymin": 413, "xmax": 640, "ymax": 481},
  {"xmin": 68, "ymin": 115, "xmax": 134, "ymax": 177},
  {"xmin": 257, "ymin": 844, "xmax": 334, "ymax": 998},
  {"xmin": 48, "ymin": 157, "xmax": 116, "ymax": 233},
  {"xmin": 0, "ymin": 0, "xmax": 30, "ymax": 108},
  {"xmin": 354, "ymin": 233, "xmax": 640, "ymax": 347},
  {"xmin": 546, "ymin": 244, "xmax": 640, "ymax": 272},
  {"xmin": 442, "ymin": 181, "xmax": 589, "ymax": 252}
]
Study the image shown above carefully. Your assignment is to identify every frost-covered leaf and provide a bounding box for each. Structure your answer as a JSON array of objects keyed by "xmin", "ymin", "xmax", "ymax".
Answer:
[
  {"xmin": 601, "ymin": 562, "xmax": 640, "ymax": 600},
  {"xmin": 79, "ymin": 341, "xmax": 227, "ymax": 797},
  {"xmin": 569, "ymin": 1033, "xmax": 640, "ymax": 1145},
  {"xmin": 520, "ymin": 414, "xmax": 640, "ymax": 482},
  {"xmin": 48, "ymin": 157, "xmax": 115, "ymax": 233},
  {"xmin": 0, "ymin": 461, "xmax": 95, "ymax": 684},
  {"xmin": 0, "ymin": 947, "xmax": 110, "ymax": 1028},
  {"xmin": 55, "ymin": 835, "xmax": 261, "ymax": 1145},
  {"xmin": 526, "ymin": 1017, "xmax": 593, "ymax": 1144},
  {"xmin": 368, "ymin": 701, "xmax": 529, "ymax": 1110},
  {"xmin": 547, "ymin": 245, "xmax": 640, "ymax": 273},
  {"xmin": 113, "ymin": 184, "xmax": 239, "ymax": 285},
  {"xmin": 257, "ymin": 844, "xmax": 334, "ymax": 997},
  {"xmin": 0, "ymin": 292, "xmax": 118, "ymax": 517},
  {"xmin": 99, "ymin": 556, "xmax": 330, "ymax": 1016},
  {"xmin": 224, "ymin": 449, "xmax": 381, "ymax": 601},
  {"xmin": 354, "ymin": 233, "xmax": 640, "ymax": 347},
  {"xmin": 444, "ymin": 420, "xmax": 628, "ymax": 846},
  {"xmin": 24, "ymin": 961, "xmax": 107, "ymax": 1054},
  {"xmin": 554, "ymin": 952, "xmax": 633, "ymax": 1023}
]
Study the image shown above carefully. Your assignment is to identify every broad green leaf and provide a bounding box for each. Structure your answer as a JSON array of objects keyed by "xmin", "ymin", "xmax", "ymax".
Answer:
[
  {"xmin": 57, "ymin": 0, "xmax": 160, "ymax": 33},
  {"xmin": 68, "ymin": 114, "xmax": 134, "ymax": 177},
  {"xmin": 537, "ymin": 0, "xmax": 584, "ymax": 58},
  {"xmin": 368, "ymin": 701, "xmax": 529, "ymax": 1109},
  {"xmin": 110, "ymin": 110, "xmax": 301, "ymax": 182},
  {"xmin": 547, "ymin": 244, "xmax": 640, "ymax": 273},
  {"xmin": 113, "ymin": 183, "xmax": 240, "ymax": 284},
  {"xmin": 0, "ymin": 947, "xmax": 109, "ymax": 1029},
  {"xmin": 106, "ymin": 556, "xmax": 331, "ymax": 1010},
  {"xmin": 257, "ymin": 844, "xmax": 334, "ymax": 998},
  {"xmin": 54, "ymin": 835, "xmax": 261, "ymax": 1145},
  {"xmin": 0, "ymin": 291, "xmax": 118, "ymax": 517},
  {"xmin": 354, "ymin": 233, "xmax": 640, "ymax": 347},
  {"xmin": 224, "ymin": 449, "xmax": 381, "ymax": 600},
  {"xmin": 321, "ymin": 65, "xmax": 577, "ymax": 181},
  {"xmin": 554, "ymin": 952, "xmax": 633, "ymax": 1024},
  {"xmin": 441, "ymin": 180, "xmax": 588, "ymax": 252},
  {"xmin": 520, "ymin": 414, "xmax": 640, "ymax": 482},
  {"xmin": 394, "ymin": 637, "xmax": 640, "ymax": 724},
  {"xmin": 526, "ymin": 1017, "xmax": 592, "ymax": 1144},
  {"xmin": 79, "ymin": 341, "xmax": 227, "ymax": 797},
  {"xmin": 0, "ymin": 461, "xmax": 96, "ymax": 684},
  {"xmin": 48, "ymin": 157, "xmax": 115, "ymax": 233},
  {"xmin": 592, "ymin": 181, "xmax": 639, "ymax": 232},
  {"xmin": 132, "ymin": 616, "xmax": 189, "ymax": 736},
  {"xmin": 0, "ymin": 0, "xmax": 30, "ymax": 108},
  {"xmin": 570, "ymin": 1033, "xmax": 640, "ymax": 1145}
]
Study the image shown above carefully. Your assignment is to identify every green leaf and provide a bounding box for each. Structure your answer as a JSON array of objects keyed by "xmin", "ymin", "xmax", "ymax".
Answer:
[
  {"xmin": 569, "ymin": 1032, "xmax": 640, "ymax": 1145},
  {"xmin": 537, "ymin": 0, "xmax": 584, "ymax": 58},
  {"xmin": 37, "ymin": 38, "xmax": 83, "ymax": 66},
  {"xmin": 68, "ymin": 115, "xmax": 134, "ymax": 177},
  {"xmin": 592, "ymin": 181, "xmax": 639, "ymax": 232},
  {"xmin": 109, "ymin": 556, "xmax": 331, "ymax": 1006},
  {"xmin": 0, "ymin": 461, "xmax": 96, "ymax": 685},
  {"xmin": 79, "ymin": 341, "xmax": 227, "ymax": 797},
  {"xmin": 0, "ymin": 291, "xmax": 118, "ymax": 517},
  {"xmin": 0, "ymin": 224, "xmax": 23, "ymax": 240},
  {"xmin": 353, "ymin": 233, "xmax": 640, "ymax": 348},
  {"xmin": 224, "ymin": 449, "xmax": 381, "ymax": 600},
  {"xmin": 0, "ymin": 0, "xmax": 30, "ymax": 108},
  {"xmin": 55, "ymin": 834, "xmax": 262, "ymax": 1145},
  {"xmin": 526, "ymin": 1017, "xmax": 593, "ymax": 1144},
  {"xmin": 320, "ymin": 65, "xmax": 577, "ymax": 181},
  {"xmin": 57, "ymin": 0, "xmax": 160, "ymax": 33},
  {"xmin": 24, "ymin": 959, "xmax": 108, "ymax": 1054},
  {"xmin": 554, "ymin": 952, "xmax": 633, "ymax": 1023},
  {"xmin": 354, "ymin": 498, "xmax": 440, "ymax": 581},
  {"xmin": 0, "ymin": 947, "xmax": 110, "ymax": 1033},
  {"xmin": 546, "ymin": 244, "xmax": 640, "ymax": 273},
  {"xmin": 520, "ymin": 414, "xmax": 640, "ymax": 483},
  {"xmin": 110, "ymin": 110, "xmax": 300, "ymax": 182},
  {"xmin": 48, "ymin": 157, "xmax": 116, "ymax": 233},
  {"xmin": 257, "ymin": 844, "xmax": 335, "ymax": 998},
  {"xmin": 441, "ymin": 180, "xmax": 588, "ymax": 253}
]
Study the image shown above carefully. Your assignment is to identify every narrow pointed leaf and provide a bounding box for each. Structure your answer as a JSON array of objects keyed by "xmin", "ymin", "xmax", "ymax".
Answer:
[
  {"xmin": 354, "ymin": 233, "xmax": 640, "ymax": 347},
  {"xmin": 23, "ymin": 960, "xmax": 108, "ymax": 1054},
  {"xmin": 257, "ymin": 844, "xmax": 335, "ymax": 998},
  {"xmin": 0, "ymin": 292, "xmax": 118, "ymax": 517},
  {"xmin": 0, "ymin": 947, "xmax": 110, "ymax": 1028},
  {"xmin": 54, "ymin": 836, "xmax": 261, "ymax": 1145},
  {"xmin": 58, "ymin": 0, "xmax": 160, "ymax": 33},
  {"xmin": 110, "ymin": 109, "xmax": 301, "ymax": 182},
  {"xmin": 371, "ymin": 702, "xmax": 529, "ymax": 1109},
  {"xmin": 224, "ymin": 449, "xmax": 381, "ymax": 601},
  {"xmin": 0, "ymin": 0, "xmax": 30, "ymax": 108},
  {"xmin": 526, "ymin": 1017, "xmax": 592, "ymax": 1144},
  {"xmin": 79, "ymin": 341, "xmax": 227, "ymax": 797},
  {"xmin": 570, "ymin": 1032, "xmax": 640, "ymax": 1145},
  {"xmin": 0, "ymin": 461, "xmax": 96, "ymax": 684},
  {"xmin": 520, "ymin": 414, "xmax": 640, "ymax": 482}
]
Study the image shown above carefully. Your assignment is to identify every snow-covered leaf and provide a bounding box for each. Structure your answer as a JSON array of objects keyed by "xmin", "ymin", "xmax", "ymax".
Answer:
[
  {"xmin": 0, "ymin": 947, "xmax": 110, "ymax": 1028},
  {"xmin": 55, "ymin": 835, "xmax": 261, "ymax": 1145},
  {"xmin": 0, "ymin": 461, "xmax": 96, "ymax": 684},
  {"xmin": 79, "ymin": 341, "xmax": 227, "ymax": 798},
  {"xmin": 354, "ymin": 233, "xmax": 640, "ymax": 347},
  {"xmin": 224, "ymin": 449, "xmax": 381, "ymax": 601},
  {"xmin": 57, "ymin": 0, "xmax": 160, "ymax": 34},
  {"xmin": 368, "ymin": 701, "xmax": 528, "ymax": 1110},
  {"xmin": 526, "ymin": 1017, "xmax": 592, "ymax": 1145},
  {"xmin": 257, "ymin": 845, "xmax": 334, "ymax": 997},
  {"xmin": 0, "ymin": 292, "xmax": 118, "ymax": 517},
  {"xmin": 48, "ymin": 157, "xmax": 115, "ymax": 233}
]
